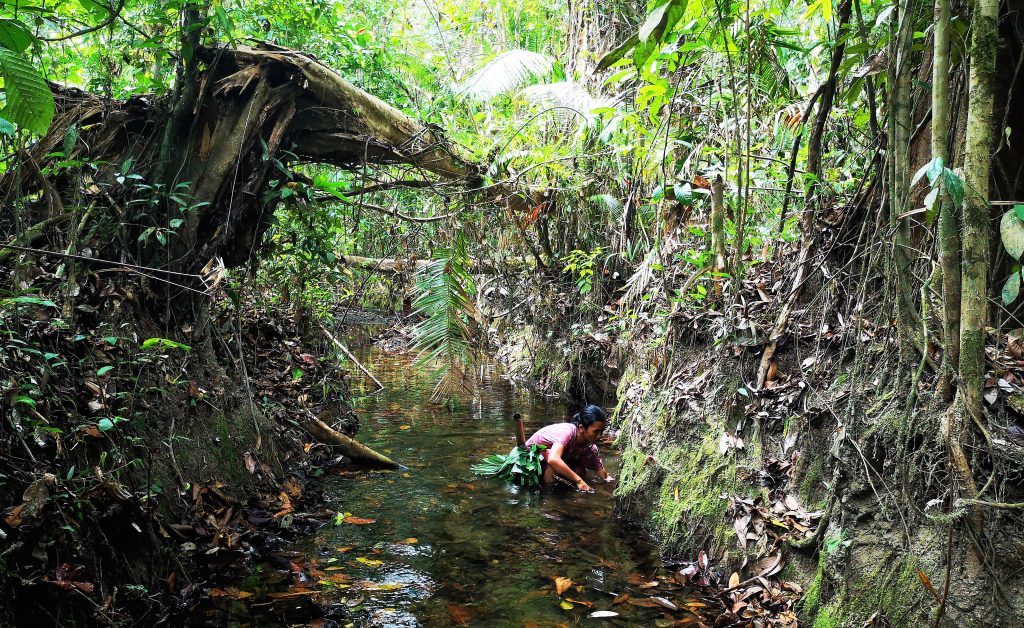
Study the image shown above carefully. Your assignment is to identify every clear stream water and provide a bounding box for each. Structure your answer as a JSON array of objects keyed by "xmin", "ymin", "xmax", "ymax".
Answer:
[{"xmin": 207, "ymin": 331, "xmax": 708, "ymax": 626}]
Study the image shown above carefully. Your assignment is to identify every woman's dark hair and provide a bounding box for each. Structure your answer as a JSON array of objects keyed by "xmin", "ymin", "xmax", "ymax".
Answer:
[{"xmin": 571, "ymin": 404, "xmax": 607, "ymax": 428}]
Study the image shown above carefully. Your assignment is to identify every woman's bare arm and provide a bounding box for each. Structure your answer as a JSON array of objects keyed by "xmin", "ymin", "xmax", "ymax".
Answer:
[{"xmin": 547, "ymin": 443, "xmax": 592, "ymax": 491}]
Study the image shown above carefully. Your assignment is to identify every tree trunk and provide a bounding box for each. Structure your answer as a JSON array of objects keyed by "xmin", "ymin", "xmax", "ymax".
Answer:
[
  {"xmin": 959, "ymin": 0, "xmax": 999, "ymax": 422},
  {"xmin": 933, "ymin": 0, "xmax": 960, "ymax": 400},
  {"xmin": 889, "ymin": 0, "xmax": 922, "ymax": 359}
]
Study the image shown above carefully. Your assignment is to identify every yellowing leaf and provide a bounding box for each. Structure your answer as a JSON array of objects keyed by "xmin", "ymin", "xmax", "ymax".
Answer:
[
  {"xmin": 560, "ymin": 600, "xmax": 574, "ymax": 610},
  {"xmin": 399, "ymin": 425, "xmax": 412, "ymax": 430},
  {"xmin": 356, "ymin": 557, "xmax": 384, "ymax": 567},
  {"xmin": 554, "ymin": 576, "xmax": 573, "ymax": 596},
  {"xmin": 397, "ymin": 537, "xmax": 418, "ymax": 545},
  {"xmin": 729, "ymin": 571, "xmax": 740, "ymax": 588}
]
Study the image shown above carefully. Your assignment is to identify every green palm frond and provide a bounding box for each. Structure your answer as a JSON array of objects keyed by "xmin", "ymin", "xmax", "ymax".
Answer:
[
  {"xmin": 456, "ymin": 49, "xmax": 555, "ymax": 101},
  {"xmin": 411, "ymin": 232, "xmax": 480, "ymax": 402},
  {"xmin": 518, "ymin": 81, "xmax": 613, "ymax": 116}
]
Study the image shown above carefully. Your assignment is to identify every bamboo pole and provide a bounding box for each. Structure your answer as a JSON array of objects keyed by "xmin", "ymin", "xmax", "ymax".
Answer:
[
  {"xmin": 513, "ymin": 413, "xmax": 526, "ymax": 448},
  {"xmin": 303, "ymin": 412, "xmax": 401, "ymax": 468}
]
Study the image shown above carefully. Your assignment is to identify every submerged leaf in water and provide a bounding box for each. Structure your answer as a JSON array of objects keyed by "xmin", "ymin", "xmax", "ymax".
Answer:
[
  {"xmin": 590, "ymin": 610, "xmax": 619, "ymax": 618},
  {"xmin": 343, "ymin": 515, "xmax": 377, "ymax": 525},
  {"xmin": 355, "ymin": 557, "xmax": 384, "ymax": 567},
  {"xmin": 630, "ymin": 596, "xmax": 679, "ymax": 610},
  {"xmin": 447, "ymin": 604, "xmax": 472, "ymax": 625},
  {"xmin": 208, "ymin": 587, "xmax": 253, "ymax": 599}
]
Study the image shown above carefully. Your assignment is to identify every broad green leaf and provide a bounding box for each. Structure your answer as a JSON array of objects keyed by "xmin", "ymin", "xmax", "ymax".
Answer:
[
  {"xmin": 639, "ymin": 3, "xmax": 673, "ymax": 43},
  {"xmin": 1003, "ymin": 271, "xmax": 1021, "ymax": 305},
  {"xmin": 14, "ymin": 395, "xmax": 36, "ymax": 408},
  {"xmin": 0, "ymin": 18, "xmax": 36, "ymax": 53},
  {"xmin": 595, "ymin": 33, "xmax": 638, "ymax": 72},
  {"xmin": 926, "ymin": 157, "xmax": 944, "ymax": 185},
  {"xmin": 1001, "ymin": 210, "xmax": 1024, "ymax": 260},
  {"xmin": 633, "ymin": 0, "xmax": 687, "ymax": 70},
  {"xmin": 0, "ymin": 46, "xmax": 55, "ymax": 135},
  {"xmin": 674, "ymin": 183, "xmax": 693, "ymax": 206},
  {"xmin": 81, "ymin": 0, "xmax": 113, "ymax": 20},
  {"xmin": 97, "ymin": 418, "xmax": 115, "ymax": 432},
  {"xmin": 141, "ymin": 337, "xmax": 192, "ymax": 352},
  {"xmin": 4, "ymin": 295, "xmax": 56, "ymax": 307},
  {"xmin": 97, "ymin": 365, "xmax": 114, "ymax": 376},
  {"xmin": 1014, "ymin": 204, "xmax": 1024, "ymax": 222},
  {"xmin": 943, "ymin": 169, "xmax": 964, "ymax": 207},
  {"xmin": 910, "ymin": 158, "xmax": 936, "ymax": 188},
  {"xmin": 63, "ymin": 124, "xmax": 78, "ymax": 157},
  {"xmin": 923, "ymin": 186, "xmax": 939, "ymax": 211}
]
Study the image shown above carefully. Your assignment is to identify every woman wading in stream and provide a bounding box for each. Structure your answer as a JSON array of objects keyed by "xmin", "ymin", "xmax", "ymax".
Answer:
[{"xmin": 525, "ymin": 404, "xmax": 616, "ymax": 492}]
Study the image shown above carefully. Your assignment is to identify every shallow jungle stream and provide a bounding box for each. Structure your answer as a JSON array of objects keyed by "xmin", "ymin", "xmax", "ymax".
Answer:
[{"xmin": 210, "ymin": 330, "xmax": 714, "ymax": 626}]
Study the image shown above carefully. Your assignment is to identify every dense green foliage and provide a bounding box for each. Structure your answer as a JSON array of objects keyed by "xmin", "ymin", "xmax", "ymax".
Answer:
[
  {"xmin": 4, "ymin": 0, "xmax": 1024, "ymax": 622},
  {"xmin": 471, "ymin": 443, "xmax": 547, "ymax": 486}
]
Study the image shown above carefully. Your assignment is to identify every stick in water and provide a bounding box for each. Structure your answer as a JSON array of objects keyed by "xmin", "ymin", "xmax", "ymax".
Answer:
[{"xmin": 319, "ymin": 323, "xmax": 384, "ymax": 392}]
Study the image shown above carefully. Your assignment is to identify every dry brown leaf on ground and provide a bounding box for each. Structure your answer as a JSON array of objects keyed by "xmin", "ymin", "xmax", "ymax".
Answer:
[
  {"xmin": 553, "ymin": 576, "xmax": 573, "ymax": 596},
  {"xmin": 272, "ymin": 491, "xmax": 293, "ymax": 518}
]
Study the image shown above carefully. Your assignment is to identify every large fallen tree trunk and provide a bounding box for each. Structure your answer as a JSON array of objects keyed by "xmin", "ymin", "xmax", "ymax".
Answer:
[
  {"xmin": 2, "ymin": 43, "xmax": 480, "ymax": 274},
  {"xmin": 339, "ymin": 254, "xmax": 535, "ymax": 275}
]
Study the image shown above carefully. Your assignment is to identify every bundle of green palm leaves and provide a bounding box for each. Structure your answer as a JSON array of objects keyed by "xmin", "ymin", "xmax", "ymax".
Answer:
[{"xmin": 471, "ymin": 444, "xmax": 546, "ymax": 487}]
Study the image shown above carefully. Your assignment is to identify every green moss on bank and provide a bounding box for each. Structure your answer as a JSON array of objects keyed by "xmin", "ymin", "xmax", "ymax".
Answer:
[{"xmin": 804, "ymin": 547, "xmax": 924, "ymax": 626}]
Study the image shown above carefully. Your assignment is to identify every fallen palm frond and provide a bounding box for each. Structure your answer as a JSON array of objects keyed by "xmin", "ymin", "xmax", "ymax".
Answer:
[{"xmin": 471, "ymin": 444, "xmax": 546, "ymax": 487}]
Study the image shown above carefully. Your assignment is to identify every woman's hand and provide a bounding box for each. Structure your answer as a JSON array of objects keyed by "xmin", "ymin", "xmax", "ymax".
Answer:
[
  {"xmin": 604, "ymin": 474, "xmax": 616, "ymax": 483},
  {"xmin": 577, "ymin": 478, "xmax": 594, "ymax": 492}
]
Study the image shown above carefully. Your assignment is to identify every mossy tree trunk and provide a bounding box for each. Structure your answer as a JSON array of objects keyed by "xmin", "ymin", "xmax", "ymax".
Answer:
[
  {"xmin": 889, "ymin": 0, "xmax": 922, "ymax": 360},
  {"xmin": 933, "ymin": 0, "xmax": 960, "ymax": 401},
  {"xmin": 950, "ymin": 0, "xmax": 1000, "ymax": 557},
  {"xmin": 958, "ymin": 0, "xmax": 998, "ymax": 425}
]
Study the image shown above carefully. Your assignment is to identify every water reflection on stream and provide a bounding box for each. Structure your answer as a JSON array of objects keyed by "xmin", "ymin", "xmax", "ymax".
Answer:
[{"xmin": 236, "ymin": 329, "xmax": 704, "ymax": 626}]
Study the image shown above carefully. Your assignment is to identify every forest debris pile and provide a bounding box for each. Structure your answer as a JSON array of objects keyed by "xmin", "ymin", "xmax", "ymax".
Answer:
[
  {"xmin": 223, "ymin": 300, "xmax": 360, "ymax": 436},
  {"xmin": 0, "ymin": 250, "xmax": 376, "ymax": 622}
]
